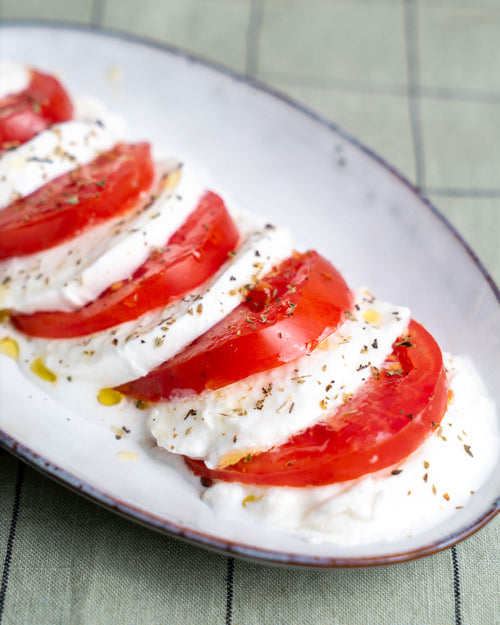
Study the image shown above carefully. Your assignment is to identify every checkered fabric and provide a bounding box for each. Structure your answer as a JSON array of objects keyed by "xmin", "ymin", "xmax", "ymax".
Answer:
[{"xmin": 0, "ymin": 1, "xmax": 499, "ymax": 624}]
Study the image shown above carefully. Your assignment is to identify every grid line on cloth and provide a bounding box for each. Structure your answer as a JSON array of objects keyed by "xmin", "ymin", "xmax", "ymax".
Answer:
[
  {"xmin": 425, "ymin": 187, "xmax": 500, "ymax": 198},
  {"xmin": 258, "ymin": 72, "xmax": 500, "ymax": 105},
  {"xmin": 259, "ymin": 72, "xmax": 407, "ymax": 96},
  {"xmin": 245, "ymin": 0, "xmax": 264, "ymax": 78},
  {"xmin": 452, "ymin": 546, "xmax": 463, "ymax": 625},
  {"xmin": 90, "ymin": 0, "xmax": 105, "ymax": 27},
  {"xmin": 418, "ymin": 85, "xmax": 500, "ymax": 104},
  {"xmin": 225, "ymin": 557, "xmax": 235, "ymax": 625},
  {"xmin": 403, "ymin": 0, "xmax": 425, "ymax": 189},
  {"xmin": 0, "ymin": 461, "xmax": 25, "ymax": 625},
  {"xmin": 404, "ymin": 2, "xmax": 465, "ymax": 622}
]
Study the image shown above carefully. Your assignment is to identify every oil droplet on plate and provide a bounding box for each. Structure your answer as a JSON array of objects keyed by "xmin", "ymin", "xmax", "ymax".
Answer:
[{"xmin": 115, "ymin": 450, "xmax": 139, "ymax": 462}]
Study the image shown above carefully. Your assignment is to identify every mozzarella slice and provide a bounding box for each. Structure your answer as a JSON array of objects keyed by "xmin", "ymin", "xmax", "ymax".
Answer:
[
  {"xmin": 0, "ymin": 120, "xmax": 119, "ymax": 209},
  {"xmin": 3, "ymin": 223, "xmax": 293, "ymax": 388},
  {"xmin": 201, "ymin": 355, "xmax": 498, "ymax": 545},
  {"xmin": 149, "ymin": 290, "xmax": 410, "ymax": 468},
  {"xmin": 0, "ymin": 161, "xmax": 207, "ymax": 312},
  {"xmin": 74, "ymin": 95, "xmax": 127, "ymax": 140}
]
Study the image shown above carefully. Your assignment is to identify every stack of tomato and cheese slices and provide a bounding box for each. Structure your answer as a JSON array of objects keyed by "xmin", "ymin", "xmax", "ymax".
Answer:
[{"xmin": 0, "ymin": 65, "xmax": 449, "ymax": 489}]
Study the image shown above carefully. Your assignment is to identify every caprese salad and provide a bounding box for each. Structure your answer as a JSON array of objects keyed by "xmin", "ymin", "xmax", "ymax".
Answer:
[{"xmin": 0, "ymin": 62, "xmax": 497, "ymax": 545}]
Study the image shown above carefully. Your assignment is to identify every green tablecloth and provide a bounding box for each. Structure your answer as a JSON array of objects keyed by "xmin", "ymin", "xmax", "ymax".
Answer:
[{"xmin": 0, "ymin": 1, "xmax": 499, "ymax": 623}]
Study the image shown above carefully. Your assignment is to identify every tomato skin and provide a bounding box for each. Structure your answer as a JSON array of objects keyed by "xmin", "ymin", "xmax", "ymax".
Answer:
[
  {"xmin": 11, "ymin": 192, "xmax": 240, "ymax": 338},
  {"xmin": 0, "ymin": 70, "xmax": 73, "ymax": 150},
  {"xmin": 0, "ymin": 143, "xmax": 154, "ymax": 259},
  {"xmin": 185, "ymin": 320, "xmax": 448, "ymax": 487},
  {"xmin": 117, "ymin": 251, "xmax": 353, "ymax": 402}
]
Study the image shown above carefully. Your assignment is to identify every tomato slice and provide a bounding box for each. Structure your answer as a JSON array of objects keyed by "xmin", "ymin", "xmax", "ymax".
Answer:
[
  {"xmin": 0, "ymin": 69, "xmax": 73, "ymax": 151},
  {"xmin": 11, "ymin": 192, "xmax": 240, "ymax": 338},
  {"xmin": 117, "ymin": 251, "xmax": 353, "ymax": 401},
  {"xmin": 185, "ymin": 320, "xmax": 448, "ymax": 486},
  {"xmin": 0, "ymin": 143, "xmax": 154, "ymax": 259}
]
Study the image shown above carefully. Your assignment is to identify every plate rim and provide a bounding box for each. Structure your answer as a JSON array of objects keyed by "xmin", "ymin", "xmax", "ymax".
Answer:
[
  {"xmin": 0, "ymin": 19, "xmax": 498, "ymax": 569},
  {"xmin": 2, "ymin": 431, "xmax": 498, "ymax": 569}
]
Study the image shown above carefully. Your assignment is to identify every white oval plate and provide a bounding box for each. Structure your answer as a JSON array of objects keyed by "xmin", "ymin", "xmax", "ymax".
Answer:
[{"xmin": 0, "ymin": 23, "xmax": 498, "ymax": 567}]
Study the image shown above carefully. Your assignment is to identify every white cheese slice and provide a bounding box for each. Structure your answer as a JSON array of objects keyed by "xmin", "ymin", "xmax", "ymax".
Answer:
[
  {"xmin": 74, "ymin": 95, "xmax": 127, "ymax": 140},
  {"xmin": 0, "ymin": 120, "xmax": 119, "ymax": 209},
  {"xmin": 149, "ymin": 290, "xmax": 411, "ymax": 468},
  {"xmin": 5, "ymin": 224, "xmax": 293, "ymax": 388},
  {"xmin": 202, "ymin": 355, "xmax": 498, "ymax": 546},
  {"xmin": 0, "ymin": 161, "xmax": 205, "ymax": 312}
]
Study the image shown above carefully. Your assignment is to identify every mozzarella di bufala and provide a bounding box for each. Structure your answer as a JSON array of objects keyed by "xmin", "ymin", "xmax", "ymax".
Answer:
[{"xmin": 0, "ymin": 62, "xmax": 497, "ymax": 545}]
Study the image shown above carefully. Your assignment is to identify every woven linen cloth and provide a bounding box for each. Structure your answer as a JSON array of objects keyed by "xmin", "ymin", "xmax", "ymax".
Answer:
[{"xmin": 0, "ymin": 1, "xmax": 499, "ymax": 624}]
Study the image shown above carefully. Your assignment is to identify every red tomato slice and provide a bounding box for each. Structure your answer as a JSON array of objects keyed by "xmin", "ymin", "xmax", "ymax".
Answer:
[
  {"xmin": 0, "ymin": 69, "xmax": 73, "ymax": 151},
  {"xmin": 117, "ymin": 251, "xmax": 353, "ymax": 401},
  {"xmin": 185, "ymin": 320, "xmax": 449, "ymax": 486},
  {"xmin": 0, "ymin": 143, "xmax": 154, "ymax": 259},
  {"xmin": 11, "ymin": 192, "xmax": 240, "ymax": 338}
]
